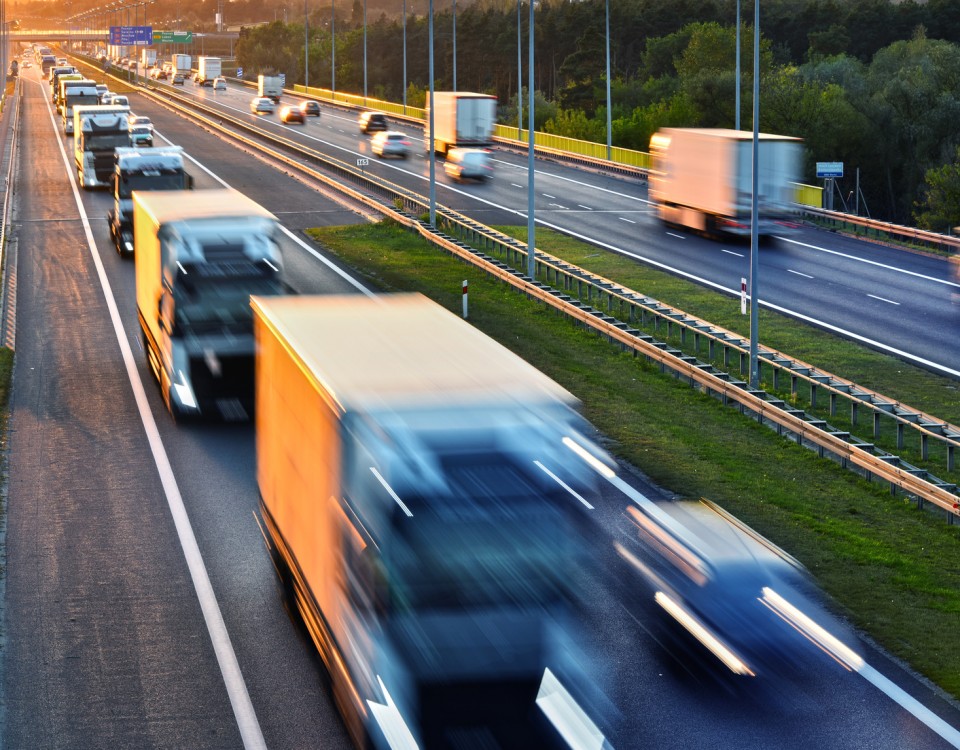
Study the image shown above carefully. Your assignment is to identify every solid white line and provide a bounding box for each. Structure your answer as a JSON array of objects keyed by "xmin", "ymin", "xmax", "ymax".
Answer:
[
  {"xmin": 721, "ymin": 249, "xmax": 743, "ymax": 257},
  {"xmin": 859, "ymin": 664, "xmax": 960, "ymax": 748},
  {"xmin": 666, "ymin": 232, "xmax": 685, "ymax": 240},
  {"xmin": 534, "ymin": 461, "xmax": 594, "ymax": 510},
  {"xmin": 867, "ymin": 294, "xmax": 900, "ymax": 306},
  {"xmin": 788, "ymin": 269, "xmax": 814, "ymax": 279},
  {"xmin": 619, "ymin": 217, "xmax": 636, "ymax": 224},
  {"xmin": 779, "ymin": 236, "xmax": 960, "ymax": 288},
  {"xmin": 46, "ymin": 85, "xmax": 267, "ymax": 750}
]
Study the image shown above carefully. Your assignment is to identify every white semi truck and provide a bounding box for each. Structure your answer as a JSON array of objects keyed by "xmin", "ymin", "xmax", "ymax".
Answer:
[
  {"xmin": 253, "ymin": 293, "xmax": 616, "ymax": 749},
  {"xmin": 196, "ymin": 56, "xmax": 221, "ymax": 86},
  {"xmin": 257, "ymin": 74, "xmax": 283, "ymax": 102},
  {"xmin": 648, "ymin": 128, "xmax": 803, "ymax": 237},
  {"xmin": 134, "ymin": 189, "xmax": 285, "ymax": 420},
  {"xmin": 74, "ymin": 104, "xmax": 131, "ymax": 188},
  {"xmin": 425, "ymin": 91, "xmax": 497, "ymax": 155},
  {"xmin": 173, "ymin": 53, "xmax": 192, "ymax": 77},
  {"xmin": 108, "ymin": 147, "xmax": 191, "ymax": 256}
]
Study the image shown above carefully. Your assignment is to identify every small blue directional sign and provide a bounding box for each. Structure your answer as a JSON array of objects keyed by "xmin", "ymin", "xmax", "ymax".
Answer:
[
  {"xmin": 236, "ymin": 66, "xmax": 244, "ymax": 78},
  {"xmin": 110, "ymin": 26, "xmax": 154, "ymax": 45},
  {"xmin": 816, "ymin": 161, "xmax": 843, "ymax": 178}
]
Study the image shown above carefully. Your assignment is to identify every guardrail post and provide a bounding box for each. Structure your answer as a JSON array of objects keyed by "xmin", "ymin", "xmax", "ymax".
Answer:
[
  {"xmin": 773, "ymin": 367, "xmax": 780, "ymax": 391},
  {"xmin": 791, "ymin": 374, "xmax": 798, "ymax": 396},
  {"xmin": 811, "ymin": 384, "xmax": 818, "ymax": 409},
  {"xmin": 740, "ymin": 351, "xmax": 747, "ymax": 375},
  {"xmin": 874, "ymin": 412, "xmax": 881, "ymax": 439},
  {"xmin": 724, "ymin": 345, "xmax": 730, "ymax": 369},
  {"xmin": 921, "ymin": 434, "xmax": 929, "ymax": 460},
  {"xmin": 830, "ymin": 392, "xmax": 838, "ymax": 416},
  {"xmin": 949, "ymin": 445, "xmax": 955, "ymax": 472},
  {"xmin": 897, "ymin": 423, "xmax": 904, "ymax": 450},
  {"xmin": 680, "ymin": 326, "xmax": 686, "ymax": 346},
  {"xmin": 851, "ymin": 401, "xmax": 859, "ymax": 426},
  {"xmin": 708, "ymin": 338, "xmax": 714, "ymax": 360}
]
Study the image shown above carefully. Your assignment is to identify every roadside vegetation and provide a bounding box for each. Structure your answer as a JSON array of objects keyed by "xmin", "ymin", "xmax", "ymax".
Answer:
[{"xmin": 306, "ymin": 220, "xmax": 960, "ymax": 701}]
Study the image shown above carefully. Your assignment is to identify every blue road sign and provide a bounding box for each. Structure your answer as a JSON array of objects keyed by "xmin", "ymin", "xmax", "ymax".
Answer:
[
  {"xmin": 236, "ymin": 66, "xmax": 244, "ymax": 78},
  {"xmin": 816, "ymin": 161, "xmax": 843, "ymax": 178},
  {"xmin": 110, "ymin": 26, "xmax": 154, "ymax": 45}
]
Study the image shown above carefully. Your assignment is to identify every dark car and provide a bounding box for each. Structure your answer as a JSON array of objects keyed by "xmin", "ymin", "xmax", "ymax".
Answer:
[
  {"xmin": 279, "ymin": 106, "xmax": 305, "ymax": 125},
  {"xmin": 358, "ymin": 110, "xmax": 388, "ymax": 133},
  {"xmin": 299, "ymin": 100, "xmax": 321, "ymax": 117},
  {"xmin": 172, "ymin": 73, "xmax": 185, "ymax": 85}
]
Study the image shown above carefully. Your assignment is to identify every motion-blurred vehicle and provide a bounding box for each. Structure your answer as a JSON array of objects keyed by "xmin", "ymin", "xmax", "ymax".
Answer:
[
  {"xmin": 135, "ymin": 189, "xmax": 284, "ymax": 420},
  {"xmin": 213, "ymin": 76, "xmax": 227, "ymax": 91},
  {"xmin": 444, "ymin": 147, "xmax": 493, "ymax": 182},
  {"xmin": 250, "ymin": 96, "xmax": 275, "ymax": 114},
  {"xmin": 95, "ymin": 83, "xmax": 108, "ymax": 99},
  {"xmin": 110, "ymin": 95, "xmax": 130, "ymax": 108},
  {"xmin": 22, "ymin": 61, "xmax": 32, "ymax": 69},
  {"xmin": 371, "ymin": 130, "xmax": 412, "ymax": 159},
  {"xmin": 299, "ymin": 100, "xmax": 320, "ymax": 117},
  {"xmin": 615, "ymin": 497, "xmax": 861, "ymax": 682},
  {"xmin": 127, "ymin": 115, "xmax": 154, "ymax": 147},
  {"xmin": 257, "ymin": 74, "xmax": 283, "ymax": 102},
  {"xmin": 74, "ymin": 104, "xmax": 130, "ymax": 189},
  {"xmin": 425, "ymin": 91, "xmax": 497, "ymax": 155},
  {"xmin": 253, "ymin": 293, "xmax": 617, "ymax": 749},
  {"xmin": 172, "ymin": 73, "xmax": 185, "ymax": 85},
  {"xmin": 278, "ymin": 105, "xmax": 304, "ymax": 124},
  {"xmin": 358, "ymin": 109, "xmax": 387, "ymax": 133}
]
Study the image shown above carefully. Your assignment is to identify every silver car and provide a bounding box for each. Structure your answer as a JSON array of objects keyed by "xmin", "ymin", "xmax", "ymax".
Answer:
[
  {"xmin": 250, "ymin": 96, "xmax": 275, "ymax": 114},
  {"xmin": 371, "ymin": 131, "xmax": 412, "ymax": 159}
]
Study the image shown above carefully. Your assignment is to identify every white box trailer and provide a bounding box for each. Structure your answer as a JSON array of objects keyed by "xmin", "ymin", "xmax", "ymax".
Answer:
[
  {"xmin": 425, "ymin": 91, "xmax": 497, "ymax": 155},
  {"xmin": 253, "ymin": 293, "xmax": 615, "ymax": 748},
  {"xmin": 648, "ymin": 128, "xmax": 803, "ymax": 237}
]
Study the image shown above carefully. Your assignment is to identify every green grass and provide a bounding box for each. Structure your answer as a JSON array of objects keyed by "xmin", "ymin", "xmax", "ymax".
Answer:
[{"xmin": 307, "ymin": 221, "xmax": 960, "ymax": 700}]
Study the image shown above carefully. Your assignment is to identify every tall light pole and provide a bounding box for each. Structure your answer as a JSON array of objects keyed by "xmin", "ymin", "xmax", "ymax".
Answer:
[
  {"xmin": 526, "ymin": 0, "xmax": 535, "ymax": 278},
  {"xmin": 428, "ymin": 0, "xmax": 436, "ymax": 225},
  {"xmin": 304, "ymin": 0, "xmax": 308, "ymax": 88},
  {"xmin": 516, "ymin": 0, "xmax": 522, "ymax": 133},
  {"xmin": 735, "ymin": 0, "xmax": 741, "ymax": 130},
  {"xmin": 331, "ymin": 0, "xmax": 335, "ymax": 94},
  {"xmin": 452, "ymin": 0, "xmax": 456, "ymax": 91},
  {"xmin": 402, "ymin": 0, "xmax": 406, "ymax": 112},
  {"xmin": 748, "ymin": 0, "xmax": 760, "ymax": 388},
  {"xmin": 362, "ymin": 0, "xmax": 367, "ymax": 101},
  {"xmin": 604, "ymin": 0, "xmax": 611, "ymax": 160}
]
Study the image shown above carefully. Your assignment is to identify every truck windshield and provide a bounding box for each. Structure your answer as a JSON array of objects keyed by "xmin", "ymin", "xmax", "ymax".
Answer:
[
  {"xmin": 66, "ymin": 94, "xmax": 100, "ymax": 109},
  {"xmin": 381, "ymin": 455, "xmax": 584, "ymax": 612},
  {"xmin": 174, "ymin": 262, "xmax": 282, "ymax": 334},
  {"xmin": 118, "ymin": 173, "xmax": 184, "ymax": 197},
  {"xmin": 86, "ymin": 133, "xmax": 129, "ymax": 150}
]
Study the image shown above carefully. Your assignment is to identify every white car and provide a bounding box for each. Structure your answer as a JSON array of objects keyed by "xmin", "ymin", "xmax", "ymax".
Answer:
[
  {"xmin": 250, "ymin": 96, "xmax": 275, "ymax": 114},
  {"xmin": 444, "ymin": 148, "xmax": 493, "ymax": 182},
  {"xmin": 213, "ymin": 76, "xmax": 227, "ymax": 91}
]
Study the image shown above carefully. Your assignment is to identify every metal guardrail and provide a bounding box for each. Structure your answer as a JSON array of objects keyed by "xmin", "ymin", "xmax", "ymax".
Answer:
[
  {"xmin": 89, "ymin": 60, "xmax": 960, "ymax": 521},
  {"xmin": 800, "ymin": 205, "xmax": 960, "ymax": 253}
]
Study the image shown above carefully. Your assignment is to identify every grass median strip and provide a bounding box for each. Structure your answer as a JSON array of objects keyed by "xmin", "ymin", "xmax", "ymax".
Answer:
[{"xmin": 306, "ymin": 220, "xmax": 960, "ymax": 700}]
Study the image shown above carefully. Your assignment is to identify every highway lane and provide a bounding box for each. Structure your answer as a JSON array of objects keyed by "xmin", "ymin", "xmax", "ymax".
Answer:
[
  {"xmin": 156, "ymin": 73, "xmax": 960, "ymax": 377},
  {"xmin": 5, "ymin": 61, "xmax": 960, "ymax": 749}
]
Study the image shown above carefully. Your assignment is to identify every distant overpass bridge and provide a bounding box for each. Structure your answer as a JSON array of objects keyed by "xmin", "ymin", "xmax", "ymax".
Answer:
[{"xmin": 9, "ymin": 29, "xmax": 238, "ymax": 43}]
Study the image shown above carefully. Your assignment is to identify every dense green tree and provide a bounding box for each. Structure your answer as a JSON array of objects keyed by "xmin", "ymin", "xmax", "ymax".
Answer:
[{"xmin": 914, "ymin": 147, "xmax": 960, "ymax": 233}]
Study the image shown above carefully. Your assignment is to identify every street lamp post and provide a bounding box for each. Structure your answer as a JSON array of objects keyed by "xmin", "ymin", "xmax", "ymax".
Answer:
[
  {"xmin": 604, "ymin": 0, "xmax": 611, "ymax": 161},
  {"xmin": 362, "ymin": 0, "xmax": 367, "ymax": 101},
  {"xmin": 402, "ymin": 0, "xmax": 406, "ymax": 112},
  {"xmin": 517, "ymin": 0, "xmax": 522, "ymax": 133},
  {"xmin": 748, "ymin": 0, "xmax": 760, "ymax": 388},
  {"xmin": 526, "ymin": 0, "xmax": 534, "ymax": 278},
  {"xmin": 452, "ymin": 0, "xmax": 456, "ymax": 91},
  {"xmin": 304, "ymin": 0, "xmax": 308, "ymax": 89},
  {"xmin": 331, "ymin": 0, "xmax": 335, "ymax": 94}
]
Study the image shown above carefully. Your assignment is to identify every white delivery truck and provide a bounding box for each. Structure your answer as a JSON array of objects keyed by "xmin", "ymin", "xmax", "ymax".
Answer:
[
  {"xmin": 74, "ymin": 104, "xmax": 131, "ymax": 188},
  {"xmin": 253, "ymin": 293, "xmax": 616, "ymax": 749},
  {"xmin": 134, "ymin": 189, "xmax": 284, "ymax": 420},
  {"xmin": 141, "ymin": 48, "xmax": 157, "ymax": 68},
  {"xmin": 196, "ymin": 56, "xmax": 220, "ymax": 86},
  {"xmin": 257, "ymin": 74, "xmax": 283, "ymax": 102},
  {"xmin": 61, "ymin": 79, "xmax": 100, "ymax": 134},
  {"xmin": 425, "ymin": 91, "xmax": 497, "ymax": 155},
  {"xmin": 648, "ymin": 128, "xmax": 803, "ymax": 237},
  {"xmin": 173, "ymin": 53, "xmax": 192, "ymax": 77},
  {"xmin": 108, "ymin": 147, "xmax": 192, "ymax": 256}
]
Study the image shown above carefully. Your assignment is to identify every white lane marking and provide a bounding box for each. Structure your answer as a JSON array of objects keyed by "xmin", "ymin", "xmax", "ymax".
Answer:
[
  {"xmin": 858, "ymin": 664, "xmax": 960, "ymax": 749},
  {"xmin": 619, "ymin": 217, "xmax": 636, "ymax": 224},
  {"xmin": 667, "ymin": 232, "xmax": 685, "ymax": 240},
  {"xmin": 534, "ymin": 461, "xmax": 594, "ymax": 510},
  {"xmin": 157, "ymin": 130, "xmax": 376, "ymax": 299},
  {"xmin": 721, "ymin": 249, "xmax": 743, "ymax": 257},
  {"xmin": 788, "ymin": 269, "xmax": 814, "ymax": 279},
  {"xmin": 867, "ymin": 294, "xmax": 900, "ymax": 306},
  {"xmin": 548, "ymin": 203, "xmax": 569, "ymax": 210},
  {"xmin": 511, "ymin": 183, "xmax": 523, "ymax": 188},
  {"xmin": 578, "ymin": 205, "xmax": 593, "ymax": 211},
  {"xmin": 543, "ymin": 193, "xmax": 556, "ymax": 199},
  {"xmin": 588, "ymin": 457, "xmax": 960, "ymax": 749},
  {"xmin": 370, "ymin": 467, "xmax": 413, "ymax": 517},
  {"xmin": 46, "ymin": 85, "xmax": 267, "ymax": 750},
  {"xmin": 779, "ymin": 236, "xmax": 960, "ymax": 288}
]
